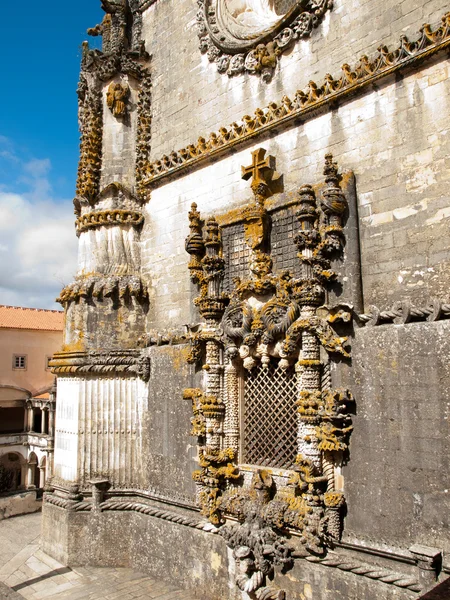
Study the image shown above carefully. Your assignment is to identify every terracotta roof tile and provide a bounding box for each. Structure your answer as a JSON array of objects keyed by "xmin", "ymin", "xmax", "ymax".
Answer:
[{"xmin": 0, "ymin": 305, "xmax": 64, "ymax": 331}]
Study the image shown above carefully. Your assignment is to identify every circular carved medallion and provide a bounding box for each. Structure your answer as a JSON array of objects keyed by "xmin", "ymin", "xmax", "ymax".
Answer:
[{"xmin": 197, "ymin": 0, "xmax": 333, "ymax": 80}]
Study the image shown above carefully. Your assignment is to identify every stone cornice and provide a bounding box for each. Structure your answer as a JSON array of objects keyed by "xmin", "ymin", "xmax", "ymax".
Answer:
[
  {"xmin": 143, "ymin": 12, "xmax": 450, "ymax": 190},
  {"xmin": 50, "ymin": 350, "xmax": 150, "ymax": 382},
  {"xmin": 358, "ymin": 299, "xmax": 450, "ymax": 326}
]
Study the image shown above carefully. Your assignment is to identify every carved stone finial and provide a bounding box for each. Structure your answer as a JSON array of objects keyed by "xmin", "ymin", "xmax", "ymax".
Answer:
[
  {"xmin": 296, "ymin": 185, "xmax": 318, "ymax": 227},
  {"xmin": 204, "ymin": 217, "xmax": 220, "ymax": 251},
  {"xmin": 185, "ymin": 203, "xmax": 205, "ymax": 284},
  {"xmin": 321, "ymin": 154, "xmax": 347, "ymax": 219},
  {"xmin": 323, "ymin": 153, "xmax": 339, "ymax": 188}
]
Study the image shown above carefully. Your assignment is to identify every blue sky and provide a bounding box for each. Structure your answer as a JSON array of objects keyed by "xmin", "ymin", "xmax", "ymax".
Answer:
[{"xmin": 0, "ymin": 2, "xmax": 104, "ymax": 309}]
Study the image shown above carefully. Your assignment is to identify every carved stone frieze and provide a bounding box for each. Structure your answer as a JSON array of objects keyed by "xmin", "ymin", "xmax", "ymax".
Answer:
[
  {"xmin": 74, "ymin": 181, "xmax": 144, "ymax": 217},
  {"xmin": 143, "ymin": 12, "xmax": 450, "ymax": 188},
  {"xmin": 358, "ymin": 299, "xmax": 450, "ymax": 326},
  {"xmin": 137, "ymin": 328, "xmax": 189, "ymax": 347},
  {"xmin": 183, "ymin": 152, "xmax": 356, "ymax": 597},
  {"xmin": 56, "ymin": 274, "xmax": 148, "ymax": 305},
  {"xmin": 75, "ymin": 209, "xmax": 144, "ymax": 235},
  {"xmin": 76, "ymin": 82, "xmax": 103, "ymax": 203},
  {"xmin": 197, "ymin": 0, "xmax": 332, "ymax": 81},
  {"xmin": 135, "ymin": 72, "xmax": 152, "ymax": 202},
  {"xmin": 50, "ymin": 349, "xmax": 150, "ymax": 382}
]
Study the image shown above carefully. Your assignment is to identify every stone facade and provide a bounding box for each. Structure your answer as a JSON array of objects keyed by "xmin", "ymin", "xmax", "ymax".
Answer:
[{"xmin": 42, "ymin": 1, "xmax": 450, "ymax": 599}]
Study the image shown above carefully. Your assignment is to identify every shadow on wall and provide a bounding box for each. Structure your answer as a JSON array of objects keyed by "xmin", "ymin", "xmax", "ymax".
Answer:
[{"xmin": 418, "ymin": 577, "xmax": 450, "ymax": 600}]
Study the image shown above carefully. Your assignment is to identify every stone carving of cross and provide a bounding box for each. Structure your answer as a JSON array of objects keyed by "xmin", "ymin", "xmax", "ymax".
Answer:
[{"xmin": 241, "ymin": 148, "xmax": 275, "ymax": 188}]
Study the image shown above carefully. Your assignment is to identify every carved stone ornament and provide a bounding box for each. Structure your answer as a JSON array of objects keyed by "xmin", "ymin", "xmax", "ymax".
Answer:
[
  {"xmin": 143, "ymin": 12, "xmax": 450, "ymax": 188},
  {"xmin": 184, "ymin": 150, "xmax": 355, "ymax": 597},
  {"xmin": 106, "ymin": 81, "xmax": 130, "ymax": 118},
  {"xmin": 50, "ymin": 350, "xmax": 150, "ymax": 382},
  {"xmin": 77, "ymin": 0, "xmax": 151, "ymax": 205},
  {"xmin": 196, "ymin": 0, "xmax": 332, "ymax": 80},
  {"xmin": 56, "ymin": 274, "xmax": 148, "ymax": 305}
]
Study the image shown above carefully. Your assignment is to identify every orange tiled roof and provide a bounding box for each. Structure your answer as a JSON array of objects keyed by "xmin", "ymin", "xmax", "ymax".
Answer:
[{"xmin": 0, "ymin": 305, "xmax": 64, "ymax": 331}]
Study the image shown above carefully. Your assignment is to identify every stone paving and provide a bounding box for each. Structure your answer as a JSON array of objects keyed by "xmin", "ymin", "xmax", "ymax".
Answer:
[{"xmin": 0, "ymin": 513, "xmax": 198, "ymax": 600}]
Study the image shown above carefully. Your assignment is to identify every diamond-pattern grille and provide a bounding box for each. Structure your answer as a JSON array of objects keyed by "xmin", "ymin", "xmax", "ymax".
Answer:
[
  {"xmin": 243, "ymin": 362, "xmax": 297, "ymax": 469},
  {"xmin": 222, "ymin": 223, "xmax": 250, "ymax": 293}
]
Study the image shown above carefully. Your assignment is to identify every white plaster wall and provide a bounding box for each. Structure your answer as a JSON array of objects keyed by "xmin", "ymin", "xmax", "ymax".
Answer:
[{"xmin": 0, "ymin": 444, "xmax": 27, "ymax": 462}]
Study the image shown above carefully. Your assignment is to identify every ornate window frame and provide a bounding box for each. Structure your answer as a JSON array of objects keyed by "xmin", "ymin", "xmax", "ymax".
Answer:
[{"xmin": 184, "ymin": 149, "xmax": 355, "ymax": 598}]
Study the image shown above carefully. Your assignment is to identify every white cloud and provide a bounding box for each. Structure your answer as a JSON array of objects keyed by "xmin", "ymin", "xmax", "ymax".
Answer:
[
  {"xmin": 0, "ymin": 192, "xmax": 78, "ymax": 309},
  {"xmin": 0, "ymin": 150, "xmax": 78, "ymax": 309},
  {"xmin": 23, "ymin": 158, "xmax": 51, "ymax": 178}
]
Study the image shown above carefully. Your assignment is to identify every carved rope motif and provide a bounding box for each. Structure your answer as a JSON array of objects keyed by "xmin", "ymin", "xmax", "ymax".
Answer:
[
  {"xmin": 49, "ymin": 350, "xmax": 150, "ymax": 382},
  {"xmin": 184, "ymin": 151, "xmax": 355, "ymax": 598},
  {"xmin": 145, "ymin": 12, "xmax": 450, "ymax": 188}
]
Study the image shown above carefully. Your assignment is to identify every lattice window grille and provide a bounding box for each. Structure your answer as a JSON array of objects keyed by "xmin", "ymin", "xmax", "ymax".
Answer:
[{"xmin": 242, "ymin": 361, "xmax": 298, "ymax": 470}]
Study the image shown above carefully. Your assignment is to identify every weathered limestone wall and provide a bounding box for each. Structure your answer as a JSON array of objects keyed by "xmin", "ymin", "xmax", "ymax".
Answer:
[
  {"xmin": 143, "ymin": 0, "xmax": 448, "ymax": 158},
  {"xmin": 0, "ymin": 491, "xmax": 41, "ymax": 521},
  {"xmin": 144, "ymin": 345, "xmax": 198, "ymax": 501},
  {"xmin": 101, "ymin": 77, "xmax": 139, "ymax": 188},
  {"xmin": 42, "ymin": 503, "xmax": 418, "ymax": 600},
  {"xmin": 42, "ymin": 504, "xmax": 231, "ymax": 599},
  {"xmin": 141, "ymin": 56, "xmax": 450, "ymax": 329},
  {"xmin": 338, "ymin": 320, "xmax": 450, "ymax": 555}
]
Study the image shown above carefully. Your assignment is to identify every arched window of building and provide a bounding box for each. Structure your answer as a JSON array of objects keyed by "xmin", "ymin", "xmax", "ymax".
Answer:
[
  {"xmin": 0, "ymin": 452, "xmax": 25, "ymax": 494},
  {"xmin": 27, "ymin": 452, "xmax": 39, "ymax": 489}
]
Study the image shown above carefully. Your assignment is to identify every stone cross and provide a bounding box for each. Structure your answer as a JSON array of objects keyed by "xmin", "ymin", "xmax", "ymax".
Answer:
[{"xmin": 241, "ymin": 148, "xmax": 275, "ymax": 188}]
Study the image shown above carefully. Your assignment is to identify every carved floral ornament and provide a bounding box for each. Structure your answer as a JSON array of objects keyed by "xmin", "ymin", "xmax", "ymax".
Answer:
[
  {"xmin": 197, "ymin": 0, "xmax": 332, "ymax": 80},
  {"xmin": 184, "ymin": 149, "xmax": 355, "ymax": 598}
]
